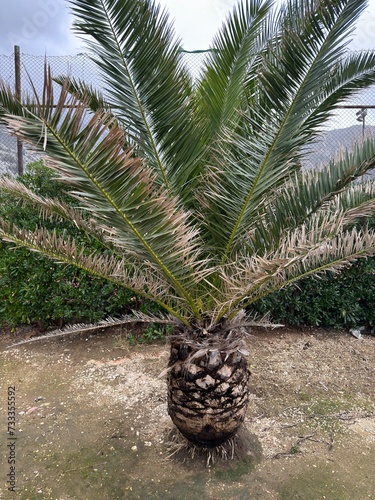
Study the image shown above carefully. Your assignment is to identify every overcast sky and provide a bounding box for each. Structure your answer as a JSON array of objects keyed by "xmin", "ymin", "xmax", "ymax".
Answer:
[{"xmin": 0, "ymin": 0, "xmax": 374, "ymax": 56}]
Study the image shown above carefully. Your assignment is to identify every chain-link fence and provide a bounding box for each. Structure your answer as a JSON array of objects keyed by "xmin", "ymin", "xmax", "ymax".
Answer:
[
  {"xmin": 1, "ymin": 49, "xmax": 375, "ymax": 175},
  {"xmin": 0, "ymin": 53, "xmax": 19, "ymax": 175}
]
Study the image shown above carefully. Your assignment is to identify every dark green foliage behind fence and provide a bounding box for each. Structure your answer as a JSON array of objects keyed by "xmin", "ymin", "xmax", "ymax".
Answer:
[
  {"xmin": 248, "ymin": 245, "xmax": 375, "ymax": 329},
  {"xmin": 0, "ymin": 161, "xmax": 137, "ymax": 328}
]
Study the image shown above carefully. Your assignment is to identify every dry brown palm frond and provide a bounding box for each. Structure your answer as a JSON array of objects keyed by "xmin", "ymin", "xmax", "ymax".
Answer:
[
  {"xmin": 215, "ymin": 225, "xmax": 375, "ymax": 321},
  {"xmin": 334, "ymin": 182, "xmax": 375, "ymax": 224},
  {"xmin": 0, "ymin": 176, "xmax": 118, "ymax": 249},
  {"xmin": 6, "ymin": 311, "xmax": 177, "ymax": 348},
  {"xmin": 0, "ymin": 219, "xmax": 196, "ymax": 323}
]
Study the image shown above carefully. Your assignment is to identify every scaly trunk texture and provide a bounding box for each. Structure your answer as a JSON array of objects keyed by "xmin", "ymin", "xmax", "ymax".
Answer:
[{"xmin": 167, "ymin": 330, "xmax": 250, "ymax": 446}]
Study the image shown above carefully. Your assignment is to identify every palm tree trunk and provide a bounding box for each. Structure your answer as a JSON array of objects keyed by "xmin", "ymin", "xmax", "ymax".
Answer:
[{"xmin": 167, "ymin": 330, "xmax": 250, "ymax": 446}]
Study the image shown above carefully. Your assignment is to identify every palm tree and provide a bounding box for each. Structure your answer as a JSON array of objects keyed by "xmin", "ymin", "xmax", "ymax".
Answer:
[{"xmin": 1, "ymin": 0, "xmax": 375, "ymax": 447}]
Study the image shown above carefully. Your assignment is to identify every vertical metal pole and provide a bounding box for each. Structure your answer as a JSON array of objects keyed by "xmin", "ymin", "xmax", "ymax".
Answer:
[
  {"xmin": 362, "ymin": 113, "xmax": 365, "ymax": 140},
  {"xmin": 14, "ymin": 45, "xmax": 23, "ymax": 176},
  {"xmin": 361, "ymin": 109, "xmax": 366, "ymax": 183}
]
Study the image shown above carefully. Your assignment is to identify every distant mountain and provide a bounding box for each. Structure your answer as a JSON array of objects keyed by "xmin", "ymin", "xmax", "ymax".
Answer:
[
  {"xmin": 302, "ymin": 125, "xmax": 375, "ymax": 170},
  {"xmin": 0, "ymin": 125, "xmax": 17, "ymax": 174},
  {"xmin": 1, "ymin": 123, "xmax": 375, "ymax": 178},
  {"xmin": 0, "ymin": 125, "xmax": 39, "ymax": 175}
]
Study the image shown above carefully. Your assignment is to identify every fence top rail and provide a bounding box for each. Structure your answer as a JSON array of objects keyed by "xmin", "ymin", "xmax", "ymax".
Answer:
[
  {"xmin": 15, "ymin": 103, "xmax": 375, "ymax": 110},
  {"xmin": 337, "ymin": 105, "xmax": 375, "ymax": 109}
]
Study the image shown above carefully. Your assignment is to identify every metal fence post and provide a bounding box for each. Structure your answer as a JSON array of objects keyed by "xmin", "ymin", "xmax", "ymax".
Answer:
[{"xmin": 14, "ymin": 45, "xmax": 23, "ymax": 176}]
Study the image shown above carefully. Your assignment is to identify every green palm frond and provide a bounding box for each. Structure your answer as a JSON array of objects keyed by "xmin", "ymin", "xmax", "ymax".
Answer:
[
  {"xmin": 259, "ymin": 0, "xmax": 367, "ymax": 118},
  {"xmin": 305, "ymin": 50, "xmax": 375, "ymax": 130},
  {"xmin": 245, "ymin": 136, "xmax": 375, "ymax": 254},
  {"xmin": 195, "ymin": 0, "xmax": 273, "ymax": 140},
  {"xmin": 200, "ymin": 0, "xmax": 375, "ymax": 263},
  {"xmin": 71, "ymin": 0, "xmax": 205, "ymax": 198}
]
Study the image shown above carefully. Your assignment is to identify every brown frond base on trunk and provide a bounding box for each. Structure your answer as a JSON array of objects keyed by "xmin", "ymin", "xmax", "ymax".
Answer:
[{"xmin": 167, "ymin": 328, "xmax": 250, "ymax": 447}]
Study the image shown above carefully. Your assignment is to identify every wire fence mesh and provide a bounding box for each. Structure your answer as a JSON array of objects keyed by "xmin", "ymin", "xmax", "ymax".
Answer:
[{"xmin": 1, "ymin": 50, "xmax": 375, "ymax": 175}]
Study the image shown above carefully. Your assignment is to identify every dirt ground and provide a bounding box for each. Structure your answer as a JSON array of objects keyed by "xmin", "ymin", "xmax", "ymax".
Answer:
[{"xmin": 0, "ymin": 325, "xmax": 374, "ymax": 499}]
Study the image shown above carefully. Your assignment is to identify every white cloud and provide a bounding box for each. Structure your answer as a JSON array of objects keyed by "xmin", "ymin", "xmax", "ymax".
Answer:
[
  {"xmin": 0, "ymin": 0, "xmax": 374, "ymax": 56},
  {"xmin": 160, "ymin": 0, "xmax": 237, "ymax": 50},
  {"xmin": 0, "ymin": 0, "xmax": 79, "ymax": 55},
  {"xmin": 350, "ymin": 1, "xmax": 375, "ymax": 51},
  {"xmin": 160, "ymin": 0, "xmax": 375, "ymax": 52}
]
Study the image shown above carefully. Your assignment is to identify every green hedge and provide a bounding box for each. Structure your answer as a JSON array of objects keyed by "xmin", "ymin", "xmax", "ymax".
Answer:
[
  {"xmin": 248, "ymin": 250, "xmax": 375, "ymax": 329},
  {"xmin": 0, "ymin": 161, "xmax": 138, "ymax": 328}
]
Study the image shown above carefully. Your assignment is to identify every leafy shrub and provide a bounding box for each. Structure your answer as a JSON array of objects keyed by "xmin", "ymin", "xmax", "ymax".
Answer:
[
  {"xmin": 249, "ymin": 212, "xmax": 375, "ymax": 330},
  {"xmin": 0, "ymin": 161, "xmax": 140, "ymax": 328},
  {"xmin": 249, "ymin": 255, "xmax": 375, "ymax": 329},
  {"xmin": 127, "ymin": 324, "xmax": 173, "ymax": 345}
]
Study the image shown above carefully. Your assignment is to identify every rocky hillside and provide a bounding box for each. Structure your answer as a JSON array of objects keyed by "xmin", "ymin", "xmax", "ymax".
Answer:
[
  {"xmin": 0, "ymin": 125, "xmax": 39, "ymax": 175},
  {"xmin": 304, "ymin": 124, "xmax": 375, "ymax": 169}
]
